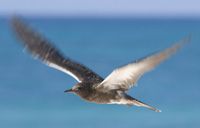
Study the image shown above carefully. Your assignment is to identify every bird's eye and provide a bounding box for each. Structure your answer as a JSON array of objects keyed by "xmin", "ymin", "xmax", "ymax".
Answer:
[{"xmin": 74, "ymin": 87, "xmax": 81, "ymax": 91}]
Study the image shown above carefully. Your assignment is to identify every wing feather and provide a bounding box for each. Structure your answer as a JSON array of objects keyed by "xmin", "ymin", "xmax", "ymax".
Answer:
[
  {"xmin": 11, "ymin": 17, "xmax": 103, "ymax": 83},
  {"xmin": 97, "ymin": 36, "xmax": 190, "ymax": 91}
]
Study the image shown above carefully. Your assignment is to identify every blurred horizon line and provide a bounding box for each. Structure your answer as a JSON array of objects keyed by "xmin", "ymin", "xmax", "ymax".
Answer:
[{"xmin": 1, "ymin": 13, "xmax": 200, "ymax": 20}]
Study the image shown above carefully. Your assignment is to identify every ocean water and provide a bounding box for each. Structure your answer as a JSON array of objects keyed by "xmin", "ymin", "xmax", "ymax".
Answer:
[{"xmin": 0, "ymin": 17, "xmax": 200, "ymax": 128}]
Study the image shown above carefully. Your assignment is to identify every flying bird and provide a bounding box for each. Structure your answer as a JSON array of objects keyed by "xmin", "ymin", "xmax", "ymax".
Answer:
[{"xmin": 11, "ymin": 17, "xmax": 190, "ymax": 112}]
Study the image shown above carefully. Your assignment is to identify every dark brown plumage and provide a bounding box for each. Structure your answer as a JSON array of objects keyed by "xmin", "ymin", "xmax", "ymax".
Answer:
[{"xmin": 11, "ymin": 17, "xmax": 190, "ymax": 112}]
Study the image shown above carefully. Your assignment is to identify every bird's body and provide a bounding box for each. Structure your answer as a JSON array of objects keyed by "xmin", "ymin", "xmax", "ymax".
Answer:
[
  {"xmin": 70, "ymin": 81, "xmax": 161, "ymax": 112},
  {"xmin": 11, "ymin": 17, "xmax": 190, "ymax": 112}
]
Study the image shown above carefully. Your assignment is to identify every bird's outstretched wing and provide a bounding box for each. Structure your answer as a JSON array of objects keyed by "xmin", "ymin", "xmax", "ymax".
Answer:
[
  {"xmin": 11, "ymin": 17, "xmax": 103, "ymax": 83},
  {"xmin": 97, "ymin": 37, "xmax": 190, "ymax": 91}
]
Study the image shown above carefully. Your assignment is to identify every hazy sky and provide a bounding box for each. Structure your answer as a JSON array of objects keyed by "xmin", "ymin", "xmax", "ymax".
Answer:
[{"xmin": 1, "ymin": 0, "xmax": 200, "ymax": 17}]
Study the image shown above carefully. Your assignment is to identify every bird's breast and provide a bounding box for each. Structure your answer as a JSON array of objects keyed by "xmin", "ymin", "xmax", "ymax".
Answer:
[{"xmin": 81, "ymin": 90, "xmax": 120, "ymax": 104}]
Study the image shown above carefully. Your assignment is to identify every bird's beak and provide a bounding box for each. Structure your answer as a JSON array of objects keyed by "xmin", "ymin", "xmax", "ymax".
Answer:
[{"xmin": 64, "ymin": 89, "xmax": 74, "ymax": 93}]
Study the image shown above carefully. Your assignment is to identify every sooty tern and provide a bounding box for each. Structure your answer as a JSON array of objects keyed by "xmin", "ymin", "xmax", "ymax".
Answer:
[{"xmin": 11, "ymin": 17, "xmax": 190, "ymax": 112}]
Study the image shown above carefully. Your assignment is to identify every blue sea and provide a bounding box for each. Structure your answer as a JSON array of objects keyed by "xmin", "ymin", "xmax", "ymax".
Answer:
[{"xmin": 0, "ymin": 17, "xmax": 200, "ymax": 128}]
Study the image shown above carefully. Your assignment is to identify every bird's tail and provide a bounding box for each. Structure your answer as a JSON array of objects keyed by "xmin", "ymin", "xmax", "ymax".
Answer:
[{"xmin": 125, "ymin": 95, "xmax": 161, "ymax": 112}]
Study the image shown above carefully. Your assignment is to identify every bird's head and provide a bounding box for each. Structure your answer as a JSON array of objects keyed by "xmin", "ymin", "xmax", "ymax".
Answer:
[
  {"xmin": 64, "ymin": 83, "xmax": 84, "ymax": 94},
  {"xmin": 64, "ymin": 83, "xmax": 92, "ymax": 98}
]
